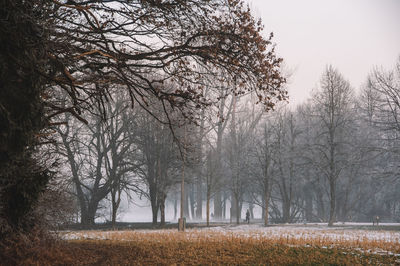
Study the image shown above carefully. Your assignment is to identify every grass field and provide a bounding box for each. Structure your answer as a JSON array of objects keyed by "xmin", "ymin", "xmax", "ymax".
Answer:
[{"xmin": 4, "ymin": 223, "xmax": 400, "ymax": 265}]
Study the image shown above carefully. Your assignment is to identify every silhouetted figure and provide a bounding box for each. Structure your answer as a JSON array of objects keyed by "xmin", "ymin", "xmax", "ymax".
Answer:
[
  {"xmin": 245, "ymin": 209, "xmax": 250, "ymax": 224},
  {"xmin": 373, "ymin": 215, "xmax": 380, "ymax": 226}
]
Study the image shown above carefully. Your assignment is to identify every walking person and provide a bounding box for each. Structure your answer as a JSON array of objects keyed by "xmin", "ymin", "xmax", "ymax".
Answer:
[{"xmin": 245, "ymin": 209, "xmax": 250, "ymax": 224}]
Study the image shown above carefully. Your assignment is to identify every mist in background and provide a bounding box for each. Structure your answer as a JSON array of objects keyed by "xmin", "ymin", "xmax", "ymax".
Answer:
[{"xmin": 249, "ymin": 0, "xmax": 400, "ymax": 105}]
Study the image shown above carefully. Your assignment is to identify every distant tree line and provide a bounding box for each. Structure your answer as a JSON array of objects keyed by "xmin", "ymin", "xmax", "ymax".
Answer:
[{"xmin": 57, "ymin": 58, "xmax": 400, "ymax": 227}]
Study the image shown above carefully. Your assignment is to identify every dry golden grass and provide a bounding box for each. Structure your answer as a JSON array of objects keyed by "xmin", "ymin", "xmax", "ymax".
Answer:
[
  {"xmin": 9, "ymin": 229, "xmax": 387, "ymax": 265},
  {"xmin": 3, "ymin": 229, "xmax": 400, "ymax": 265},
  {"xmin": 61, "ymin": 228, "xmax": 400, "ymax": 256}
]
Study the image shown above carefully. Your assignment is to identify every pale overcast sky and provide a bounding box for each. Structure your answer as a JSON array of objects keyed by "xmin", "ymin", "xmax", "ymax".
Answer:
[{"xmin": 247, "ymin": 0, "xmax": 400, "ymax": 105}]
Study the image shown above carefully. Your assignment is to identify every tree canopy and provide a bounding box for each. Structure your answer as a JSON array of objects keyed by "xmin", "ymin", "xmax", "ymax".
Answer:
[{"xmin": 0, "ymin": 0, "xmax": 286, "ymax": 234}]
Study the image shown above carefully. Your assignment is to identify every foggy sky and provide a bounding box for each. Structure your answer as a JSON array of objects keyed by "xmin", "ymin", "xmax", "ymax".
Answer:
[{"xmin": 248, "ymin": 0, "xmax": 400, "ymax": 106}]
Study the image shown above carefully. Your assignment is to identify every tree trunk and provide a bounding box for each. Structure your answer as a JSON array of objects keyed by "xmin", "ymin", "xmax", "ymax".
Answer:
[
  {"xmin": 239, "ymin": 199, "xmax": 243, "ymax": 221},
  {"xmin": 328, "ymin": 179, "xmax": 336, "ymax": 226},
  {"xmin": 235, "ymin": 194, "xmax": 240, "ymax": 224},
  {"xmin": 160, "ymin": 193, "xmax": 166, "ymax": 226},
  {"xmin": 261, "ymin": 192, "xmax": 266, "ymax": 220},
  {"xmin": 222, "ymin": 193, "xmax": 227, "ymax": 219},
  {"xmin": 339, "ymin": 180, "xmax": 351, "ymax": 222},
  {"xmin": 174, "ymin": 196, "xmax": 178, "ymax": 220},
  {"xmin": 213, "ymin": 91, "xmax": 226, "ymax": 220},
  {"xmin": 111, "ymin": 193, "xmax": 117, "ymax": 229},
  {"xmin": 152, "ymin": 205, "xmax": 158, "ymax": 225},
  {"xmin": 305, "ymin": 191, "xmax": 313, "ymax": 222},
  {"xmin": 150, "ymin": 187, "xmax": 159, "ymax": 225},
  {"xmin": 315, "ymin": 183, "xmax": 325, "ymax": 222},
  {"xmin": 230, "ymin": 193, "xmax": 237, "ymax": 221},
  {"xmin": 196, "ymin": 177, "xmax": 203, "ymax": 220},
  {"xmin": 111, "ymin": 204, "xmax": 117, "ymax": 229},
  {"xmin": 111, "ymin": 186, "xmax": 121, "ymax": 230},
  {"xmin": 213, "ymin": 191, "xmax": 222, "ymax": 219},
  {"xmin": 189, "ymin": 183, "xmax": 195, "ymax": 220},
  {"xmin": 195, "ymin": 114, "xmax": 205, "ymax": 220},
  {"xmin": 184, "ymin": 183, "xmax": 190, "ymax": 219},
  {"xmin": 249, "ymin": 201, "xmax": 254, "ymax": 219},
  {"xmin": 81, "ymin": 213, "xmax": 94, "ymax": 226},
  {"xmin": 149, "ymin": 181, "xmax": 159, "ymax": 225},
  {"xmin": 206, "ymin": 189, "xmax": 211, "ymax": 227},
  {"xmin": 282, "ymin": 197, "xmax": 290, "ymax": 223},
  {"xmin": 81, "ymin": 201, "xmax": 98, "ymax": 226},
  {"xmin": 264, "ymin": 189, "xmax": 270, "ymax": 226}
]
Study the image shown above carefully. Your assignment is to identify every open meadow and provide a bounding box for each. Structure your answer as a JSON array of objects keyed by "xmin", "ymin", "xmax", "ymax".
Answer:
[{"xmin": 6, "ymin": 223, "xmax": 400, "ymax": 265}]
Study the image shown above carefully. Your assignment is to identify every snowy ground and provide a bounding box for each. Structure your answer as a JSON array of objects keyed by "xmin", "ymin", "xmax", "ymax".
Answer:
[
  {"xmin": 198, "ymin": 223, "xmax": 400, "ymax": 246},
  {"xmin": 61, "ymin": 222, "xmax": 400, "ymax": 244}
]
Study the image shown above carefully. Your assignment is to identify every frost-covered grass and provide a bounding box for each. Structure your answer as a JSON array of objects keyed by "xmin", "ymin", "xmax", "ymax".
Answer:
[{"xmin": 60, "ymin": 222, "xmax": 400, "ymax": 257}]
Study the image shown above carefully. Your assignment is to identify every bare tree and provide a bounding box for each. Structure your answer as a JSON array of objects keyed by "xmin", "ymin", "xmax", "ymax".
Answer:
[
  {"xmin": 210, "ymin": 89, "xmax": 235, "ymax": 219},
  {"xmin": 57, "ymin": 94, "xmax": 136, "ymax": 226},
  {"xmin": 309, "ymin": 66, "xmax": 355, "ymax": 226},
  {"xmin": 366, "ymin": 57, "xmax": 400, "ymax": 133},
  {"xmin": 272, "ymin": 108, "xmax": 303, "ymax": 223},
  {"xmin": 225, "ymin": 95, "xmax": 263, "ymax": 224},
  {"xmin": 249, "ymin": 119, "xmax": 276, "ymax": 226},
  {"xmin": 102, "ymin": 95, "xmax": 139, "ymax": 228},
  {"xmin": 204, "ymin": 149, "xmax": 220, "ymax": 226},
  {"xmin": 362, "ymin": 57, "xmax": 400, "ymax": 220},
  {"xmin": 133, "ymin": 109, "xmax": 182, "ymax": 225}
]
